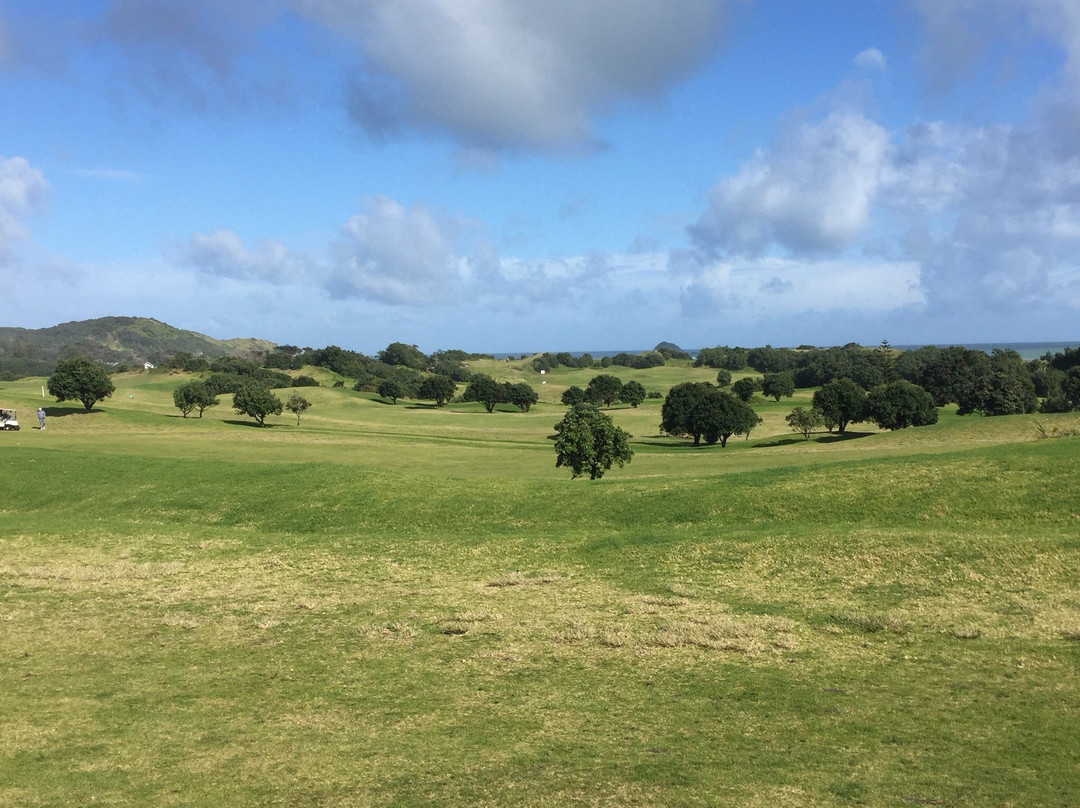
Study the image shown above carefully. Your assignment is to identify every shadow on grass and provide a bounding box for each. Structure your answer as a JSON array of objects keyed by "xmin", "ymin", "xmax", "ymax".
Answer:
[
  {"xmin": 405, "ymin": 403, "xmax": 445, "ymax": 410},
  {"xmin": 633, "ymin": 438, "xmax": 733, "ymax": 450},
  {"xmin": 817, "ymin": 431, "xmax": 875, "ymax": 443},
  {"xmin": 38, "ymin": 406, "xmax": 96, "ymax": 418},
  {"xmin": 755, "ymin": 431, "xmax": 875, "ymax": 448},
  {"xmin": 222, "ymin": 419, "xmax": 278, "ymax": 428}
]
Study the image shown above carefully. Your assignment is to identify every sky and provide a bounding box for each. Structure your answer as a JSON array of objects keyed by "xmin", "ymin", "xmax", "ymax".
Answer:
[{"xmin": 2, "ymin": 0, "xmax": 1080, "ymax": 354}]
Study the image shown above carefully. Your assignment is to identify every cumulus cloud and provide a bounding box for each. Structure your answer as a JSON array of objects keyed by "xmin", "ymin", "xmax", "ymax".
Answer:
[
  {"xmin": 0, "ymin": 156, "xmax": 49, "ymax": 264},
  {"xmin": 326, "ymin": 196, "xmax": 459, "ymax": 305},
  {"xmin": 913, "ymin": 0, "xmax": 1080, "ymax": 95},
  {"xmin": 676, "ymin": 254, "xmax": 924, "ymax": 319},
  {"xmin": 169, "ymin": 229, "xmax": 311, "ymax": 283},
  {"xmin": 8, "ymin": 1, "xmax": 730, "ymax": 150},
  {"xmin": 297, "ymin": 0, "xmax": 730, "ymax": 150},
  {"xmin": 691, "ymin": 109, "xmax": 890, "ymax": 256},
  {"xmin": 854, "ymin": 47, "xmax": 886, "ymax": 71},
  {"xmin": 88, "ymin": 0, "xmax": 295, "ymax": 112}
]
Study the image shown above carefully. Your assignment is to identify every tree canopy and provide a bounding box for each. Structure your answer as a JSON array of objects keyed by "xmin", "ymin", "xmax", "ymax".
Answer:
[
  {"xmin": 811, "ymin": 377, "xmax": 867, "ymax": 433},
  {"xmin": 661, "ymin": 382, "xmax": 760, "ymax": 446},
  {"xmin": 173, "ymin": 380, "xmax": 219, "ymax": 419},
  {"xmin": 377, "ymin": 379, "xmax": 404, "ymax": 404},
  {"xmin": 233, "ymin": 382, "xmax": 283, "ymax": 426},
  {"xmin": 553, "ymin": 403, "xmax": 633, "ymax": 479},
  {"xmin": 761, "ymin": 371, "xmax": 795, "ymax": 401},
  {"xmin": 47, "ymin": 357, "xmax": 115, "ymax": 412},
  {"xmin": 620, "ymin": 380, "xmax": 647, "ymax": 408},
  {"xmin": 503, "ymin": 381, "xmax": 539, "ymax": 412},
  {"xmin": 463, "ymin": 374, "xmax": 502, "ymax": 413},
  {"xmin": 285, "ymin": 394, "xmax": 311, "ymax": 425},
  {"xmin": 867, "ymin": 380, "xmax": 938, "ymax": 430},
  {"xmin": 417, "ymin": 375, "xmax": 457, "ymax": 406},
  {"xmin": 786, "ymin": 406, "xmax": 824, "ymax": 440},
  {"xmin": 585, "ymin": 374, "xmax": 623, "ymax": 407}
]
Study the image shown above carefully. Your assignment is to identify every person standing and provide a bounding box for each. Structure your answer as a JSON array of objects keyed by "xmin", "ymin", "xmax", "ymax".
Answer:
[{"xmin": 37, "ymin": 407, "xmax": 45, "ymax": 430}]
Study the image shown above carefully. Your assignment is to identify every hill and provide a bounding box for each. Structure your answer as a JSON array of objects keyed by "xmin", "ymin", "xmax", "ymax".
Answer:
[{"xmin": 0, "ymin": 316, "xmax": 274, "ymax": 377}]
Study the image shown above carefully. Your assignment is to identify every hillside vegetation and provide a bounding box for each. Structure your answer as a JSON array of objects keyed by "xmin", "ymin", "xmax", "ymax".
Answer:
[
  {"xmin": 0, "ymin": 316, "xmax": 273, "ymax": 377},
  {"xmin": 1, "ymin": 366, "xmax": 1079, "ymax": 807}
]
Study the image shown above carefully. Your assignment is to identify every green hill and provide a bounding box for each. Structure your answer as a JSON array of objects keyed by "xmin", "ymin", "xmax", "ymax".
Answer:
[{"xmin": 0, "ymin": 316, "xmax": 274, "ymax": 377}]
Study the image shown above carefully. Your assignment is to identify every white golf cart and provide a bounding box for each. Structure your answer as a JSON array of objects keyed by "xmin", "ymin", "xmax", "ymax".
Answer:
[{"xmin": 0, "ymin": 408, "xmax": 19, "ymax": 430}]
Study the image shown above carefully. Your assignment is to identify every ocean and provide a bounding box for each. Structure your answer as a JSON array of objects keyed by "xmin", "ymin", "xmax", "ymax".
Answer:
[{"xmin": 496, "ymin": 342, "xmax": 1079, "ymax": 361}]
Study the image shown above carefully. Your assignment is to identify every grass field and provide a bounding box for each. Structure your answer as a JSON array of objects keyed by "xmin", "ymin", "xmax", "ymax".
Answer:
[{"xmin": 2, "ymin": 365, "xmax": 1079, "ymax": 806}]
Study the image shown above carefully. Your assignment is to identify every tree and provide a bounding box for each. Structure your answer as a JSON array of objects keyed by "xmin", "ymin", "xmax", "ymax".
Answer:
[
  {"xmin": 561, "ymin": 386, "xmax": 586, "ymax": 406},
  {"xmin": 378, "ymin": 342, "xmax": 427, "ymax": 369},
  {"xmin": 503, "ymin": 381, "xmax": 539, "ymax": 412},
  {"xmin": 958, "ymin": 349, "xmax": 1037, "ymax": 416},
  {"xmin": 173, "ymin": 380, "xmax": 218, "ymax": 419},
  {"xmin": 874, "ymin": 339, "xmax": 898, "ymax": 383},
  {"xmin": 731, "ymin": 377, "xmax": 761, "ymax": 402},
  {"xmin": 233, "ymin": 382, "xmax": 283, "ymax": 426},
  {"xmin": 173, "ymin": 383, "xmax": 198, "ymax": 418},
  {"xmin": 715, "ymin": 369, "xmax": 732, "ymax": 387},
  {"xmin": 811, "ymin": 377, "xmax": 867, "ymax": 433},
  {"xmin": 761, "ymin": 371, "xmax": 795, "ymax": 401},
  {"xmin": 585, "ymin": 374, "xmax": 623, "ymax": 407},
  {"xmin": 620, "ymin": 380, "xmax": 646, "ymax": 408},
  {"xmin": 47, "ymin": 357, "xmax": 116, "ymax": 412},
  {"xmin": 867, "ymin": 380, "xmax": 938, "ymax": 430},
  {"xmin": 463, "ymin": 374, "xmax": 503, "ymax": 412},
  {"xmin": 553, "ymin": 403, "xmax": 633, "ymax": 479},
  {"xmin": 417, "ymin": 374, "xmax": 457, "ymax": 406},
  {"xmin": 377, "ymin": 379, "xmax": 404, "ymax": 404},
  {"xmin": 786, "ymin": 406, "xmax": 824, "ymax": 440},
  {"xmin": 661, "ymin": 382, "xmax": 760, "ymax": 446},
  {"xmin": 1056, "ymin": 367, "xmax": 1080, "ymax": 411},
  {"xmin": 285, "ymin": 395, "xmax": 311, "ymax": 425}
]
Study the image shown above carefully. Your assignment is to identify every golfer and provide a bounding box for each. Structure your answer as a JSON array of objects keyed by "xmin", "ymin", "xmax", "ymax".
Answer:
[{"xmin": 37, "ymin": 407, "xmax": 45, "ymax": 430}]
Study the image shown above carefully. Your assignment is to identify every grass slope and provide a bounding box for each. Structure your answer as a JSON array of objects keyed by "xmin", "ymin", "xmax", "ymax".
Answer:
[{"xmin": 1, "ymin": 370, "xmax": 1079, "ymax": 806}]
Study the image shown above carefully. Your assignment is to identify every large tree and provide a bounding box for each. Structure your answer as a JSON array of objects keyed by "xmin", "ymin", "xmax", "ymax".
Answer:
[
  {"xmin": 959, "ymin": 349, "xmax": 1037, "ymax": 416},
  {"xmin": 173, "ymin": 380, "xmax": 219, "ymax": 418},
  {"xmin": 661, "ymin": 382, "xmax": 760, "ymax": 446},
  {"xmin": 867, "ymin": 380, "xmax": 938, "ymax": 430},
  {"xmin": 620, "ymin": 380, "xmax": 647, "ymax": 408},
  {"xmin": 463, "ymin": 374, "xmax": 503, "ymax": 412},
  {"xmin": 417, "ymin": 374, "xmax": 457, "ymax": 406},
  {"xmin": 561, "ymin": 386, "xmax": 587, "ymax": 406},
  {"xmin": 731, "ymin": 377, "xmax": 761, "ymax": 402},
  {"xmin": 47, "ymin": 357, "xmax": 115, "ymax": 412},
  {"xmin": 503, "ymin": 381, "xmax": 539, "ymax": 412},
  {"xmin": 811, "ymin": 377, "xmax": 868, "ymax": 433},
  {"xmin": 232, "ymin": 383, "xmax": 283, "ymax": 426},
  {"xmin": 377, "ymin": 379, "xmax": 404, "ymax": 404},
  {"xmin": 378, "ymin": 342, "xmax": 428, "ymax": 369},
  {"xmin": 553, "ymin": 403, "xmax": 633, "ymax": 479},
  {"xmin": 761, "ymin": 371, "xmax": 795, "ymax": 401},
  {"xmin": 585, "ymin": 374, "xmax": 623, "ymax": 407}
]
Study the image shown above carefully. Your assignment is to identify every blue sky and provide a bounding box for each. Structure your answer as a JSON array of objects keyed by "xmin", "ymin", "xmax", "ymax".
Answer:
[{"xmin": 2, "ymin": 0, "xmax": 1079, "ymax": 354}]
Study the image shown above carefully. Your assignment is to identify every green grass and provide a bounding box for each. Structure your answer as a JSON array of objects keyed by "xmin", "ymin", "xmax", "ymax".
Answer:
[{"xmin": 2, "ymin": 370, "xmax": 1080, "ymax": 806}]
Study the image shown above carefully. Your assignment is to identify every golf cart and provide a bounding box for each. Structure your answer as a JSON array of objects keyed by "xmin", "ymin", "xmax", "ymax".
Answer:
[{"xmin": 1, "ymin": 409, "xmax": 19, "ymax": 430}]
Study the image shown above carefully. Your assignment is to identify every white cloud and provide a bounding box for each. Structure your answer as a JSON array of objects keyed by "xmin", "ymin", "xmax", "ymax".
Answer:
[
  {"xmin": 854, "ymin": 47, "xmax": 886, "ymax": 71},
  {"xmin": 676, "ymin": 255, "xmax": 924, "ymax": 320},
  {"xmin": 169, "ymin": 229, "xmax": 311, "ymax": 283},
  {"xmin": 0, "ymin": 156, "xmax": 49, "ymax": 264},
  {"xmin": 295, "ymin": 0, "xmax": 731, "ymax": 150},
  {"xmin": 326, "ymin": 196, "xmax": 458, "ymax": 305},
  {"xmin": 691, "ymin": 110, "xmax": 890, "ymax": 255}
]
